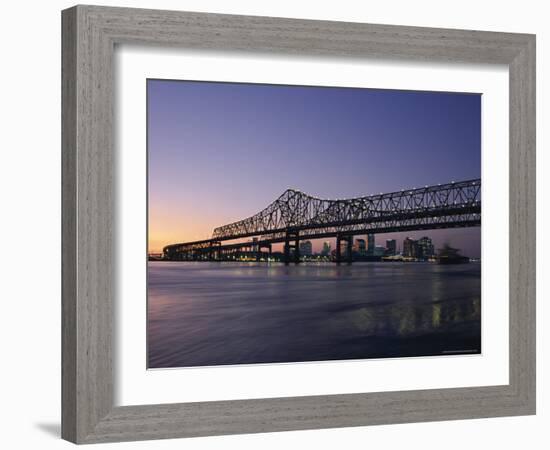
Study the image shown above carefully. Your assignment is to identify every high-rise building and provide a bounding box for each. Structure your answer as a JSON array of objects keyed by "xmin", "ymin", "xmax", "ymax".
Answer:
[
  {"xmin": 299, "ymin": 240, "xmax": 313, "ymax": 257},
  {"xmin": 403, "ymin": 237, "xmax": 418, "ymax": 258},
  {"xmin": 354, "ymin": 238, "xmax": 367, "ymax": 255},
  {"xmin": 385, "ymin": 239, "xmax": 397, "ymax": 256},
  {"xmin": 417, "ymin": 236, "xmax": 434, "ymax": 260},
  {"xmin": 367, "ymin": 234, "xmax": 375, "ymax": 255},
  {"xmin": 321, "ymin": 241, "xmax": 331, "ymax": 256}
]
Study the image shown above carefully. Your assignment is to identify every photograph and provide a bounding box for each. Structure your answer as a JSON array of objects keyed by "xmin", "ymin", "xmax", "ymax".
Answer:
[{"xmin": 147, "ymin": 79, "xmax": 482, "ymax": 369}]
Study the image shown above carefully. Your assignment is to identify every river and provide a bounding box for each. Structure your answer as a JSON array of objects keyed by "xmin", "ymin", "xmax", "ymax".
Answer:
[{"xmin": 147, "ymin": 261, "xmax": 481, "ymax": 368}]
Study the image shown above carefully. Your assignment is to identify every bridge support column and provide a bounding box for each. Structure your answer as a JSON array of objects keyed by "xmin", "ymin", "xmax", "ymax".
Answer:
[
  {"xmin": 213, "ymin": 241, "xmax": 221, "ymax": 261},
  {"xmin": 256, "ymin": 244, "xmax": 262, "ymax": 262},
  {"xmin": 256, "ymin": 243, "xmax": 271, "ymax": 262},
  {"xmin": 346, "ymin": 235, "xmax": 353, "ymax": 265},
  {"xmin": 284, "ymin": 235, "xmax": 290, "ymax": 265},
  {"xmin": 336, "ymin": 235, "xmax": 342, "ymax": 264},
  {"xmin": 207, "ymin": 241, "xmax": 214, "ymax": 261},
  {"xmin": 284, "ymin": 230, "xmax": 300, "ymax": 265}
]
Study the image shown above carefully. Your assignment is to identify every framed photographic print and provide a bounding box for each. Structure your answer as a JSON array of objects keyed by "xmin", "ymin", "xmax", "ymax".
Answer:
[
  {"xmin": 62, "ymin": 5, "xmax": 536, "ymax": 444},
  {"xmin": 147, "ymin": 80, "xmax": 484, "ymax": 369}
]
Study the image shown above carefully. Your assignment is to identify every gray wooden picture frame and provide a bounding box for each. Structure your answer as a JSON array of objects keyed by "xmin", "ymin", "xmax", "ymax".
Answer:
[{"xmin": 62, "ymin": 5, "xmax": 536, "ymax": 444}]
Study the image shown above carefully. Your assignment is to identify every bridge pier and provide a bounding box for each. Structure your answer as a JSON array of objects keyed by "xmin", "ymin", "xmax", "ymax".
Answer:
[
  {"xmin": 213, "ymin": 241, "xmax": 222, "ymax": 261},
  {"xmin": 255, "ymin": 243, "xmax": 272, "ymax": 262},
  {"xmin": 284, "ymin": 235, "xmax": 290, "ymax": 265},
  {"xmin": 284, "ymin": 230, "xmax": 300, "ymax": 265},
  {"xmin": 345, "ymin": 235, "xmax": 353, "ymax": 265},
  {"xmin": 256, "ymin": 243, "xmax": 263, "ymax": 262},
  {"xmin": 294, "ymin": 236, "xmax": 300, "ymax": 264}
]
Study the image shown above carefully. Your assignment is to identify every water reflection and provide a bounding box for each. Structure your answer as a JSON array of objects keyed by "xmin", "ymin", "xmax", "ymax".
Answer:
[{"xmin": 148, "ymin": 262, "xmax": 481, "ymax": 368}]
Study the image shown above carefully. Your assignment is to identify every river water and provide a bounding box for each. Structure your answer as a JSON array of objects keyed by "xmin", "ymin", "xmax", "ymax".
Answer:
[{"xmin": 147, "ymin": 261, "xmax": 481, "ymax": 368}]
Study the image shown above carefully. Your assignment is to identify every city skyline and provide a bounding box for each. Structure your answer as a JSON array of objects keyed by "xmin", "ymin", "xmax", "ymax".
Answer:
[
  {"xmin": 148, "ymin": 79, "xmax": 481, "ymax": 256},
  {"xmin": 267, "ymin": 232, "xmax": 475, "ymax": 259}
]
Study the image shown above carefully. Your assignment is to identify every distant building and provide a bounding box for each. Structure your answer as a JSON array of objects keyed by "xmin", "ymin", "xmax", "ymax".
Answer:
[
  {"xmin": 354, "ymin": 238, "xmax": 367, "ymax": 255},
  {"xmin": 321, "ymin": 241, "xmax": 331, "ymax": 256},
  {"xmin": 403, "ymin": 237, "xmax": 418, "ymax": 258},
  {"xmin": 367, "ymin": 234, "xmax": 375, "ymax": 255},
  {"xmin": 417, "ymin": 236, "xmax": 435, "ymax": 259},
  {"xmin": 299, "ymin": 240, "xmax": 313, "ymax": 257},
  {"xmin": 373, "ymin": 246, "xmax": 386, "ymax": 257},
  {"xmin": 385, "ymin": 239, "xmax": 397, "ymax": 256},
  {"xmin": 252, "ymin": 237, "xmax": 259, "ymax": 253}
]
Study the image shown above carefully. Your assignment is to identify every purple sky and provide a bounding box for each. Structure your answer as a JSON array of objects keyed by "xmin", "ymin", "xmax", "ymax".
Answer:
[{"xmin": 148, "ymin": 79, "xmax": 481, "ymax": 257}]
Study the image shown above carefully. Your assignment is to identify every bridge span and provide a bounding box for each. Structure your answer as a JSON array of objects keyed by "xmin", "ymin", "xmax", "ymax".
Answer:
[{"xmin": 162, "ymin": 179, "xmax": 481, "ymax": 264}]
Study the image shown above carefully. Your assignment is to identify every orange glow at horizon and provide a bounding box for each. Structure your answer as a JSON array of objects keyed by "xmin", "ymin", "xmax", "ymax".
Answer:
[
  {"xmin": 148, "ymin": 218, "xmax": 214, "ymax": 253},
  {"xmin": 148, "ymin": 201, "xmax": 233, "ymax": 253}
]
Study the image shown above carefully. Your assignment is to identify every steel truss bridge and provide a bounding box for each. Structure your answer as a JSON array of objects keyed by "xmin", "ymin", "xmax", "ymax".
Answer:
[{"xmin": 163, "ymin": 179, "xmax": 481, "ymax": 264}]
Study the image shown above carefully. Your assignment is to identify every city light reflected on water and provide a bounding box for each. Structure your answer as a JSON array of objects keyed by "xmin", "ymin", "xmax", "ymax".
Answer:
[{"xmin": 147, "ymin": 262, "xmax": 481, "ymax": 368}]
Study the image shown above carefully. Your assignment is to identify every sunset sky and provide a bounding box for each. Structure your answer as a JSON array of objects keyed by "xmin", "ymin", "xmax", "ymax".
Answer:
[{"xmin": 148, "ymin": 80, "xmax": 481, "ymax": 257}]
